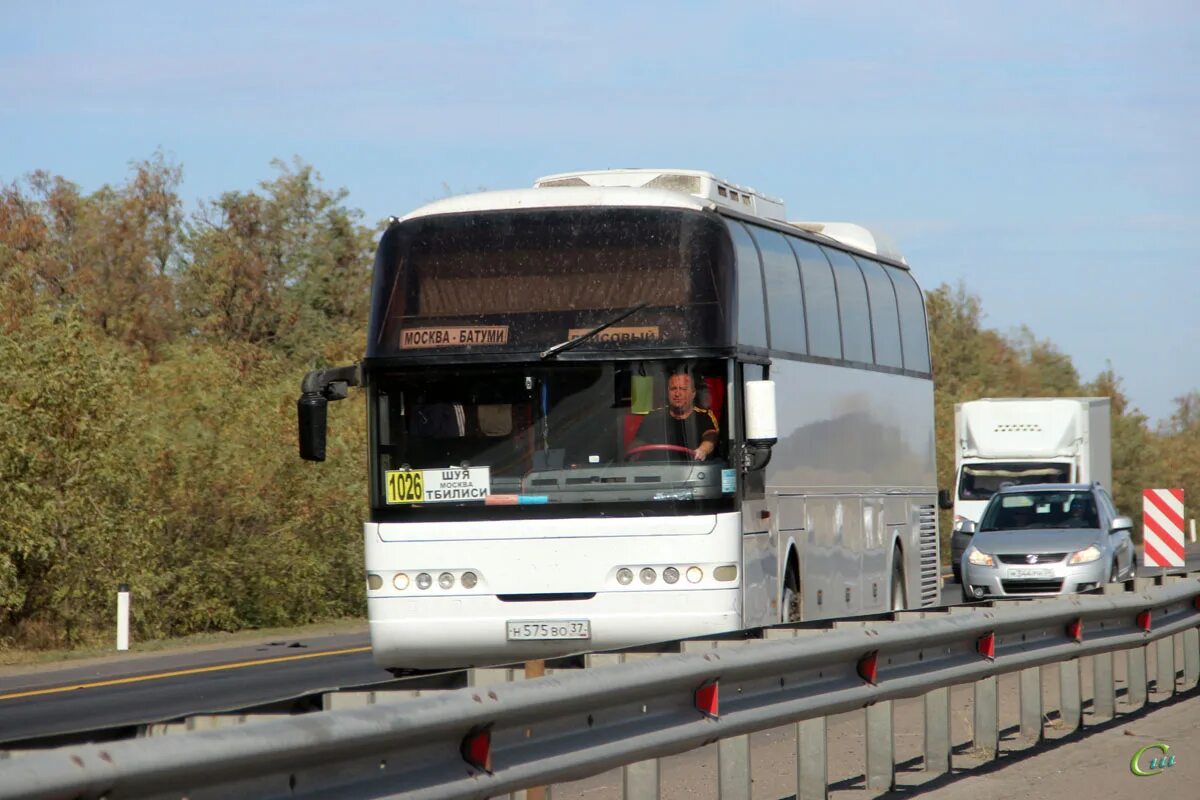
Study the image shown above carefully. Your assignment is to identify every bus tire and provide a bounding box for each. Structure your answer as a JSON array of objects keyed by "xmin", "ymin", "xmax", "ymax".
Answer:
[{"xmin": 891, "ymin": 547, "xmax": 907, "ymax": 611}]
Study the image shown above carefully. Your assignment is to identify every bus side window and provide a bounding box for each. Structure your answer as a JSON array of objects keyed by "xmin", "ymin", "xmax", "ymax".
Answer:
[
  {"xmin": 790, "ymin": 238, "xmax": 842, "ymax": 360},
  {"xmin": 748, "ymin": 226, "xmax": 806, "ymax": 355},
  {"xmin": 856, "ymin": 257, "xmax": 903, "ymax": 369},
  {"xmin": 886, "ymin": 266, "xmax": 931, "ymax": 373},
  {"xmin": 824, "ymin": 248, "xmax": 873, "ymax": 365},
  {"xmin": 725, "ymin": 220, "xmax": 769, "ymax": 349}
]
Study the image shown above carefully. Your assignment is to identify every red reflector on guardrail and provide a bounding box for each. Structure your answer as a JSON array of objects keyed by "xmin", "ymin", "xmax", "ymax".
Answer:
[
  {"xmin": 977, "ymin": 632, "xmax": 995, "ymax": 660},
  {"xmin": 857, "ymin": 651, "xmax": 879, "ymax": 684},
  {"xmin": 1066, "ymin": 618, "xmax": 1083, "ymax": 642},
  {"xmin": 460, "ymin": 727, "xmax": 492, "ymax": 773},
  {"xmin": 694, "ymin": 680, "xmax": 719, "ymax": 718},
  {"xmin": 1137, "ymin": 610, "xmax": 1153, "ymax": 632},
  {"xmin": 1194, "ymin": 595, "xmax": 1200, "ymax": 611}
]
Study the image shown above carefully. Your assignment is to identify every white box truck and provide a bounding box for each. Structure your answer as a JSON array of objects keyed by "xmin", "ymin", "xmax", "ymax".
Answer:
[{"xmin": 942, "ymin": 397, "xmax": 1112, "ymax": 581}]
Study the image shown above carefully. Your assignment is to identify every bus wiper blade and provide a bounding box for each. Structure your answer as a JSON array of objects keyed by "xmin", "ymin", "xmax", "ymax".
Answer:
[{"xmin": 540, "ymin": 302, "xmax": 650, "ymax": 360}]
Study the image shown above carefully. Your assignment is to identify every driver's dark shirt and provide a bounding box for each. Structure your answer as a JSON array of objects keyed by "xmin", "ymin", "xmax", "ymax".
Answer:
[{"xmin": 634, "ymin": 406, "xmax": 719, "ymax": 451}]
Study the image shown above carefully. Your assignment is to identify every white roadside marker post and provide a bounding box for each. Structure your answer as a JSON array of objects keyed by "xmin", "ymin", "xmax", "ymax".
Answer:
[{"xmin": 117, "ymin": 583, "xmax": 130, "ymax": 651}]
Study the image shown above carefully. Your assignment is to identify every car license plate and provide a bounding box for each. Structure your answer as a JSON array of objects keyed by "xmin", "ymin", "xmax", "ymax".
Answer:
[
  {"xmin": 1009, "ymin": 567, "xmax": 1054, "ymax": 579},
  {"xmin": 506, "ymin": 620, "xmax": 591, "ymax": 641}
]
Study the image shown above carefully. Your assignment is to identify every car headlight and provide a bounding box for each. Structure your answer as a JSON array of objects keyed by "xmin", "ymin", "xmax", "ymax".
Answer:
[
  {"xmin": 967, "ymin": 548, "xmax": 995, "ymax": 567},
  {"xmin": 1069, "ymin": 545, "xmax": 1102, "ymax": 565}
]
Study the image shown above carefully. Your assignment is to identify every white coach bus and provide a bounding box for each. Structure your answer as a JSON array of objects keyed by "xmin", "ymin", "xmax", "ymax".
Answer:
[{"xmin": 298, "ymin": 169, "xmax": 939, "ymax": 670}]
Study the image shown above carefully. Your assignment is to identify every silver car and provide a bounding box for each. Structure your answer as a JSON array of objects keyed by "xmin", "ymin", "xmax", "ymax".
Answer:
[{"xmin": 959, "ymin": 483, "xmax": 1135, "ymax": 602}]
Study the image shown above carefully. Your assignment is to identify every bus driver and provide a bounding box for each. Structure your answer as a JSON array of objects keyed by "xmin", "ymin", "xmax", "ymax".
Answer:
[{"xmin": 630, "ymin": 370, "xmax": 719, "ymax": 461}]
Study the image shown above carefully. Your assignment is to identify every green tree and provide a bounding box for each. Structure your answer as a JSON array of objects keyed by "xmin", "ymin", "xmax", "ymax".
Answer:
[
  {"xmin": 1153, "ymin": 391, "xmax": 1200, "ymax": 543},
  {"xmin": 0, "ymin": 154, "xmax": 183, "ymax": 355},
  {"xmin": 176, "ymin": 158, "xmax": 374, "ymax": 358},
  {"xmin": 132, "ymin": 341, "xmax": 367, "ymax": 636},
  {"xmin": 0, "ymin": 287, "xmax": 160, "ymax": 647}
]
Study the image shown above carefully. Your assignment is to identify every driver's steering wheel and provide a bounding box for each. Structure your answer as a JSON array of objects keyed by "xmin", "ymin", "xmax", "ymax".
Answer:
[{"xmin": 626, "ymin": 444, "xmax": 694, "ymax": 462}]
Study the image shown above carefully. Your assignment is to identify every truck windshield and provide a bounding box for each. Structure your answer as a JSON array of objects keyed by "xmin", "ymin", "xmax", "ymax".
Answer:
[
  {"xmin": 369, "ymin": 359, "xmax": 735, "ymax": 520},
  {"xmin": 979, "ymin": 490, "xmax": 1099, "ymax": 531},
  {"xmin": 957, "ymin": 462, "xmax": 1071, "ymax": 501}
]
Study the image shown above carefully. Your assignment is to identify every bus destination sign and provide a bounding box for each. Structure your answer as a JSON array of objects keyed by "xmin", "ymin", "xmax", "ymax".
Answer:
[
  {"xmin": 565, "ymin": 326, "xmax": 660, "ymax": 343},
  {"xmin": 400, "ymin": 326, "xmax": 509, "ymax": 349},
  {"xmin": 385, "ymin": 466, "xmax": 491, "ymax": 504}
]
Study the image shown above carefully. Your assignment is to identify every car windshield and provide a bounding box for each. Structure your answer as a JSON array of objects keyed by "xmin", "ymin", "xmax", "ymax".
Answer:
[
  {"xmin": 369, "ymin": 358, "xmax": 735, "ymax": 520},
  {"xmin": 979, "ymin": 490, "xmax": 1099, "ymax": 532},
  {"xmin": 957, "ymin": 462, "xmax": 1071, "ymax": 501}
]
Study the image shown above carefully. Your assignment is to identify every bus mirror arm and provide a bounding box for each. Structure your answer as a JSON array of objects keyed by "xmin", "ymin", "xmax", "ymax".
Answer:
[
  {"xmin": 301, "ymin": 364, "xmax": 362, "ymax": 399},
  {"xmin": 739, "ymin": 440, "xmax": 775, "ymax": 472},
  {"xmin": 298, "ymin": 364, "xmax": 363, "ymax": 462}
]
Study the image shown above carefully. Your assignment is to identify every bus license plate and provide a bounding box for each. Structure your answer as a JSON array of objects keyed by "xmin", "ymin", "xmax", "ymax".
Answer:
[
  {"xmin": 1009, "ymin": 567, "xmax": 1054, "ymax": 579},
  {"xmin": 506, "ymin": 620, "xmax": 591, "ymax": 641}
]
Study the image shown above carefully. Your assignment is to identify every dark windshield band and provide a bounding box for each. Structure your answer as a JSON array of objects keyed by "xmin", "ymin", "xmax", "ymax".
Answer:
[{"xmin": 367, "ymin": 208, "xmax": 733, "ymax": 357}]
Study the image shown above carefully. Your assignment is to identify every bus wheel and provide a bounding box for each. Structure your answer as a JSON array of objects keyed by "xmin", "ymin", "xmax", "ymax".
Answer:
[
  {"xmin": 783, "ymin": 573, "xmax": 802, "ymax": 623},
  {"xmin": 891, "ymin": 548, "xmax": 907, "ymax": 611}
]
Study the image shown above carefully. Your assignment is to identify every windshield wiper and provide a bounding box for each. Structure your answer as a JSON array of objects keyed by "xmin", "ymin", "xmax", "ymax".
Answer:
[{"xmin": 540, "ymin": 302, "xmax": 650, "ymax": 360}]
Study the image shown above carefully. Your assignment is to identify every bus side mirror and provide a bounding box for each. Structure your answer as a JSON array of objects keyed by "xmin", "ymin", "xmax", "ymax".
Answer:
[
  {"xmin": 745, "ymin": 380, "xmax": 777, "ymax": 447},
  {"xmin": 938, "ymin": 489, "xmax": 953, "ymax": 510},
  {"xmin": 297, "ymin": 364, "xmax": 362, "ymax": 463},
  {"xmin": 743, "ymin": 379, "xmax": 776, "ymax": 472},
  {"xmin": 298, "ymin": 393, "xmax": 329, "ymax": 462}
]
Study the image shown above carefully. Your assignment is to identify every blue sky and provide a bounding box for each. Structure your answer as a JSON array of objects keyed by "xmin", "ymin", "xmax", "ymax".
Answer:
[{"xmin": 2, "ymin": 1, "xmax": 1197, "ymax": 423}]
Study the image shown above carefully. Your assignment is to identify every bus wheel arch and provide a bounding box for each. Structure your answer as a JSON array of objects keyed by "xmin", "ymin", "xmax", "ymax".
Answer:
[
  {"xmin": 782, "ymin": 545, "xmax": 801, "ymax": 622},
  {"xmin": 891, "ymin": 541, "xmax": 907, "ymax": 611}
]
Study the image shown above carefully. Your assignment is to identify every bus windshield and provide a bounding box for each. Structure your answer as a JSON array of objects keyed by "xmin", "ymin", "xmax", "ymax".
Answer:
[{"xmin": 370, "ymin": 359, "xmax": 735, "ymax": 520}]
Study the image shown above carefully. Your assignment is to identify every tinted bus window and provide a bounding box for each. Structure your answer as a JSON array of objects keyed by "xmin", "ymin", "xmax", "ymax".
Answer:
[
  {"xmin": 789, "ymin": 238, "xmax": 841, "ymax": 359},
  {"xmin": 824, "ymin": 248, "xmax": 873, "ymax": 364},
  {"xmin": 749, "ymin": 226, "xmax": 806, "ymax": 354},
  {"xmin": 726, "ymin": 220, "xmax": 768, "ymax": 348},
  {"xmin": 369, "ymin": 208, "xmax": 735, "ymax": 357},
  {"xmin": 887, "ymin": 266, "xmax": 931, "ymax": 373},
  {"xmin": 857, "ymin": 257, "xmax": 903, "ymax": 369}
]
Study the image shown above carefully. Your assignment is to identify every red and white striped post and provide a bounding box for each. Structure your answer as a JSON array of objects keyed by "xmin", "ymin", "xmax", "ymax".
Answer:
[{"xmin": 1142, "ymin": 488, "xmax": 1185, "ymax": 569}]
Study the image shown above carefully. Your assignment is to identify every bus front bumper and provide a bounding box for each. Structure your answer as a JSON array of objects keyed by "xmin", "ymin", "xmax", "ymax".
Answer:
[{"xmin": 367, "ymin": 587, "xmax": 741, "ymax": 669}]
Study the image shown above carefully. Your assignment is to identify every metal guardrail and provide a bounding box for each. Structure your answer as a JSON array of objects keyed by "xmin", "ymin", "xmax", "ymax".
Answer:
[{"xmin": 3, "ymin": 574, "xmax": 1199, "ymax": 799}]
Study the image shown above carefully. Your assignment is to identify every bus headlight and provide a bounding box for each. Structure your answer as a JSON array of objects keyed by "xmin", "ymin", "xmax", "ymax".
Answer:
[
  {"xmin": 616, "ymin": 568, "xmax": 633, "ymax": 585},
  {"xmin": 714, "ymin": 565, "xmax": 738, "ymax": 582},
  {"xmin": 461, "ymin": 571, "xmax": 478, "ymax": 589},
  {"xmin": 392, "ymin": 573, "xmax": 410, "ymax": 591},
  {"xmin": 367, "ymin": 574, "xmax": 383, "ymax": 590},
  {"xmin": 663, "ymin": 567, "xmax": 680, "ymax": 584},
  {"xmin": 438, "ymin": 572, "xmax": 455, "ymax": 590},
  {"xmin": 686, "ymin": 567, "xmax": 703, "ymax": 583},
  {"xmin": 640, "ymin": 568, "xmax": 657, "ymax": 585},
  {"xmin": 416, "ymin": 572, "xmax": 432, "ymax": 590}
]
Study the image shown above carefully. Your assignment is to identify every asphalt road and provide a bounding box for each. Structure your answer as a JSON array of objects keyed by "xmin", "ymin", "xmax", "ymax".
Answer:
[{"xmin": 0, "ymin": 631, "xmax": 388, "ymax": 746}]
